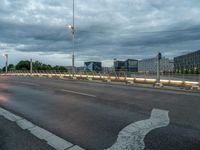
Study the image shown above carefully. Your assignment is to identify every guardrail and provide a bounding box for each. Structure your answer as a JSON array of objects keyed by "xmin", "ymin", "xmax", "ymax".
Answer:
[{"xmin": 0, "ymin": 71, "xmax": 200, "ymax": 88}]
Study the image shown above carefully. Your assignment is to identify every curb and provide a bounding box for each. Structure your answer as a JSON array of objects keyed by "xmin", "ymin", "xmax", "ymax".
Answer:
[{"xmin": 0, "ymin": 107, "xmax": 84, "ymax": 150}]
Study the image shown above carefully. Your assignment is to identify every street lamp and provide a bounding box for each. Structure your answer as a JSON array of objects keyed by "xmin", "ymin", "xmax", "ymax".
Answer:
[
  {"xmin": 3, "ymin": 54, "xmax": 8, "ymax": 73},
  {"xmin": 67, "ymin": 0, "xmax": 75, "ymax": 77}
]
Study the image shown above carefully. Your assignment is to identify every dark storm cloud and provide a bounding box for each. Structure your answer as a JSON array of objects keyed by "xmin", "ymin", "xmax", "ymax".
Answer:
[{"xmin": 1, "ymin": 0, "xmax": 200, "ymax": 63}]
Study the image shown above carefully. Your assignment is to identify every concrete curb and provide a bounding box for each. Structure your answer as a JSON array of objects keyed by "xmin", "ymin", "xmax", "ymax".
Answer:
[{"xmin": 0, "ymin": 107, "xmax": 84, "ymax": 150}]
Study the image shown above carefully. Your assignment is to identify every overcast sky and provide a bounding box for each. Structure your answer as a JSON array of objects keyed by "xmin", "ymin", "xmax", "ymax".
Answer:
[{"xmin": 0, "ymin": 0, "xmax": 200, "ymax": 67}]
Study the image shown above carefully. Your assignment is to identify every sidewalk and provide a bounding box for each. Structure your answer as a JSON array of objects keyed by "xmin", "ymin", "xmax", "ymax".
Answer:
[{"xmin": 0, "ymin": 116, "xmax": 55, "ymax": 150}]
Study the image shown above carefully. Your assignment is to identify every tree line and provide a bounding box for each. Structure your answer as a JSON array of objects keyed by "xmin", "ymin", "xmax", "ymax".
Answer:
[{"xmin": 0, "ymin": 60, "xmax": 68, "ymax": 72}]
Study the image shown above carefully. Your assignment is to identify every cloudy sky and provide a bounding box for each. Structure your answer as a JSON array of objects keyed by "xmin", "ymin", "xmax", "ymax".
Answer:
[{"xmin": 0, "ymin": 0, "xmax": 200, "ymax": 67}]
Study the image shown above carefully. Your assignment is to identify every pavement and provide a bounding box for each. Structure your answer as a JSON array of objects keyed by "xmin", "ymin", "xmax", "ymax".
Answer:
[
  {"xmin": 0, "ymin": 116, "xmax": 55, "ymax": 150},
  {"xmin": 0, "ymin": 76, "xmax": 200, "ymax": 150}
]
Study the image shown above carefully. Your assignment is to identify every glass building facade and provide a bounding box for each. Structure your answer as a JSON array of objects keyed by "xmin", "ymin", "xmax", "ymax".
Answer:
[
  {"xmin": 114, "ymin": 59, "xmax": 138, "ymax": 72},
  {"xmin": 174, "ymin": 50, "xmax": 200, "ymax": 72}
]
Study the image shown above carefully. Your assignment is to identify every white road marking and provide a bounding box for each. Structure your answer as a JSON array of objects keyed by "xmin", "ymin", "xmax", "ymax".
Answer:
[
  {"xmin": 46, "ymin": 135, "xmax": 74, "ymax": 150},
  {"xmin": 107, "ymin": 108, "xmax": 170, "ymax": 150},
  {"xmin": 68, "ymin": 145, "xmax": 85, "ymax": 150},
  {"xmin": 0, "ymin": 108, "xmax": 22, "ymax": 121},
  {"xmin": 0, "ymin": 107, "xmax": 85, "ymax": 150},
  {"xmin": 16, "ymin": 119, "xmax": 35, "ymax": 130},
  {"xmin": 61, "ymin": 89, "xmax": 96, "ymax": 98},
  {"xmin": 19, "ymin": 82, "xmax": 39, "ymax": 86},
  {"xmin": 29, "ymin": 126, "xmax": 53, "ymax": 140},
  {"xmin": 8, "ymin": 81, "xmax": 39, "ymax": 86}
]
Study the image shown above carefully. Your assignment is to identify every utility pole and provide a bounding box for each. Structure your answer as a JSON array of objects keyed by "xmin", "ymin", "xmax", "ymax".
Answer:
[
  {"xmin": 72, "ymin": 0, "xmax": 75, "ymax": 76},
  {"xmin": 68, "ymin": 0, "xmax": 75, "ymax": 77},
  {"xmin": 30, "ymin": 59, "xmax": 33, "ymax": 75},
  {"xmin": 157, "ymin": 52, "xmax": 162, "ymax": 83},
  {"xmin": 3, "ymin": 54, "xmax": 8, "ymax": 73}
]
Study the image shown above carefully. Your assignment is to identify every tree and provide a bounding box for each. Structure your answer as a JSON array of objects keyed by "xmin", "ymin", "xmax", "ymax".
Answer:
[
  {"xmin": 53, "ymin": 66, "xmax": 67, "ymax": 71},
  {"xmin": 16, "ymin": 60, "xmax": 30, "ymax": 70},
  {"xmin": 15, "ymin": 60, "xmax": 67, "ymax": 71},
  {"xmin": 2, "ymin": 64, "xmax": 15, "ymax": 71}
]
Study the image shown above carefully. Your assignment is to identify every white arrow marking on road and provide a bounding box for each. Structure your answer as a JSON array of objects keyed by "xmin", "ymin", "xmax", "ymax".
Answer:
[{"xmin": 107, "ymin": 108, "xmax": 170, "ymax": 150}]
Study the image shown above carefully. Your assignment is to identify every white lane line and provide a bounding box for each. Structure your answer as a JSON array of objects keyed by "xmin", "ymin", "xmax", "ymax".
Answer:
[
  {"xmin": 18, "ymin": 82, "xmax": 39, "ymax": 86},
  {"xmin": 0, "ymin": 108, "xmax": 22, "ymax": 122},
  {"xmin": 107, "ymin": 108, "xmax": 170, "ymax": 150},
  {"xmin": 61, "ymin": 89, "xmax": 96, "ymax": 98},
  {"xmin": 8, "ymin": 81, "xmax": 39, "ymax": 86},
  {"xmin": 16, "ymin": 119, "xmax": 35, "ymax": 130},
  {"xmin": 0, "ymin": 107, "xmax": 85, "ymax": 150}
]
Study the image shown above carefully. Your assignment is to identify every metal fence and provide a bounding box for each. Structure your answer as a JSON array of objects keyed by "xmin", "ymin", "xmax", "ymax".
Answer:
[{"xmin": 0, "ymin": 70, "xmax": 200, "ymax": 87}]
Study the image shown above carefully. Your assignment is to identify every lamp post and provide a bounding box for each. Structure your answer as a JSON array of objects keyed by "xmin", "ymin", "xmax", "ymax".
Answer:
[
  {"xmin": 3, "ymin": 54, "xmax": 8, "ymax": 73},
  {"xmin": 30, "ymin": 59, "xmax": 33, "ymax": 75},
  {"xmin": 68, "ymin": 0, "xmax": 75, "ymax": 77}
]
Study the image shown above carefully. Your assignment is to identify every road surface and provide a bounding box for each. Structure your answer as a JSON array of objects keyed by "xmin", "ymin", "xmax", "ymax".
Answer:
[{"xmin": 0, "ymin": 76, "xmax": 200, "ymax": 150}]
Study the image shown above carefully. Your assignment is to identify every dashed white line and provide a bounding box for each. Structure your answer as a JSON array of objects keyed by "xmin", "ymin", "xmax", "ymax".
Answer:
[
  {"xmin": 0, "ymin": 107, "xmax": 84, "ymax": 150},
  {"xmin": 61, "ymin": 89, "xmax": 96, "ymax": 98},
  {"xmin": 18, "ymin": 82, "xmax": 39, "ymax": 86},
  {"xmin": 107, "ymin": 108, "xmax": 170, "ymax": 150}
]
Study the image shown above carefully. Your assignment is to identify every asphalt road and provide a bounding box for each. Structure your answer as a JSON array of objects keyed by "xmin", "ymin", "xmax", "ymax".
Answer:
[
  {"xmin": 0, "ymin": 116, "xmax": 55, "ymax": 150},
  {"xmin": 0, "ymin": 76, "xmax": 200, "ymax": 150}
]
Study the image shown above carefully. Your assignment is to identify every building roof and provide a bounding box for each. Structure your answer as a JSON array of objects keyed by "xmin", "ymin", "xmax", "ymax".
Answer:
[{"xmin": 175, "ymin": 50, "xmax": 200, "ymax": 59}]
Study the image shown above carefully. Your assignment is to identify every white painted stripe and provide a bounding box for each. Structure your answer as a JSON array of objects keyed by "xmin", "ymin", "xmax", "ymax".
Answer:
[
  {"xmin": 61, "ymin": 89, "xmax": 96, "ymax": 98},
  {"xmin": 0, "ymin": 107, "xmax": 84, "ymax": 150},
  {"xmin": 68, "ymin": 145, "xmax": 85, "ymax": 150},
  {"xmin": 29, "ymin": 126, "xmax": 53, "ymax": 140},
  {"xmin": 107, "ymin": 108, "xmax": 170, "ymax": 150},
  {"xmin": 18, "ymin": 82, "xmax": 39, "ymax": 86},
  {"xmin": 16, "ymin": 119, "xmax": 35, "ymax": 130},
  {"xmin": 46, "ymin": 135, "xmax": 73, "ymax": 150},
  {"xmin": 0, "ymin": 108, "xmax": 22, "ymax": 121}
]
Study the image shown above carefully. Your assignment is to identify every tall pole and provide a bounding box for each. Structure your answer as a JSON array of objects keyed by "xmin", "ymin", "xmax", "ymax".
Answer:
[
  {"xmin": 157, "ymin": 52, "xmax": 162, "ymax": 83},
  {"xmin": 5, "ymin": 54, "xmax": 8, "ymax": 73},
  {"xmin": 30, "ymin": 59, "xmax": 33, "ymax": 75},
  {"xmin": 72, "ymin": 0, "xmax": 75, "ymax": 76}
]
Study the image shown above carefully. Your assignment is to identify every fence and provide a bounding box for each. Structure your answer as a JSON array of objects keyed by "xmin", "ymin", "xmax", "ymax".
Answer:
[{"xmin": 0, "ymin": 70, "xmax": 200, "ymax": 87}]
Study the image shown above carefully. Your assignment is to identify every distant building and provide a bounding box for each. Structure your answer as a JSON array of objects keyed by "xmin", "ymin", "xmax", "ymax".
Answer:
[
  {"xmin": 114, "ymin": 60, "xmax": 126, "ymax": 71},
  {"xmin": 174, "ymin": 50, "xmax": 200, "ymax": 72},
  {"xmin": 125, "ymin": 59, "xmax": 138, "ymax": 72},
  {"xmin": 114, "ymin": 59, "xmax": 138, "ymax": 72},
  {"xmin": 138, "ymin": 57, "xmax": 174, "ymax": 73},
  {"xmin": 84, "ymin": 61, "xmax": 102, "ymax": 71}
]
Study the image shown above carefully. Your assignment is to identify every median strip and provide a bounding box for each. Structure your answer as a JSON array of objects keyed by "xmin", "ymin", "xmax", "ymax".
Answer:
[{"xmin": 0, "ymin": 107, "xmax": 84, "ymax": 150}]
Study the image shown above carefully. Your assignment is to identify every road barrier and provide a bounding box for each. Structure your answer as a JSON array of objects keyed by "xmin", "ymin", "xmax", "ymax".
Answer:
[{"xmin": 0, "ymin": 71, "xmax": 200, "ymax": 88}]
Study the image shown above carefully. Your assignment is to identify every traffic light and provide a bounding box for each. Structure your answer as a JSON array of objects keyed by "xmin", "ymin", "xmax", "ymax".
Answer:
[{"xmin": 158, "ymin": 52, "xmax": 162, "ymax": 60}]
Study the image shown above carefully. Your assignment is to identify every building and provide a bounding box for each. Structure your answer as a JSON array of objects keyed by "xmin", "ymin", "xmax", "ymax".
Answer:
[
  {"xmin": 138, "ymin": 57, "xmax": 174, "ymax": 73},
  {"xmin": 125, "ymin": 59, "xmax": 138, "ymax": 72},
  {"xmin": 114, "ymin": 60, "xmax": 126, "ymax": 71},
  {"xmin": 84, "ymin": 61, "xmax": 102, "ymax": 71},
  {"xmin": 114, "ymin": 59, "xmax": 138, "ymax": 72},
  {"xmin": 174, "ymin": 50, "xmax": 200, "ymax": 72}
]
